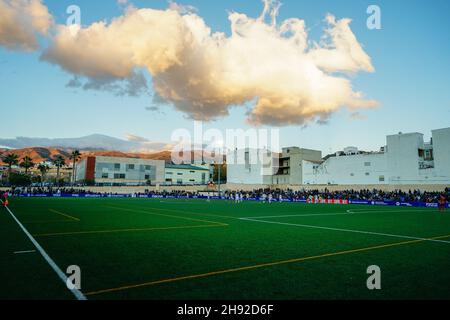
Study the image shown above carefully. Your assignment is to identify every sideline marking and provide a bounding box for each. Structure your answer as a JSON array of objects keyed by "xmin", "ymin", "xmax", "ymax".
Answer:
[
  {"xmin": 85, "ymin": 233, "xmax": 450, "ymax": 296},
  {"xmin": 240, "ymin": 217, "xmax": 450, "ymax": 244},
  {"xmin": 4, "ymin": 205, "xmax": 87, "ymax": 300}
]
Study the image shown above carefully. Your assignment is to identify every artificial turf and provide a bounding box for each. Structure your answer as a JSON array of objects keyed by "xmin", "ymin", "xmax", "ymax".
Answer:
[{"xmin": 1, "ymin": 197, "xmax": 450, "ymax": 300}]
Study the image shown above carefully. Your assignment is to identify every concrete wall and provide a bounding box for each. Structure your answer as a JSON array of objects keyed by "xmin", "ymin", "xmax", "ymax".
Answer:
[
  {"xmin": 386, "ymin": 132, "xmax": 423, "ymax": 184},
  {"xmin": 432, "ymin": 127, "xmax": 450, "ymax": 179},
  {"xmin": 303, "ymin": 153, "xmax": 387, "ymax": 185},
  {"xmin": 227, "ymin": 148, "xmax": 274, "ymax": 184}
]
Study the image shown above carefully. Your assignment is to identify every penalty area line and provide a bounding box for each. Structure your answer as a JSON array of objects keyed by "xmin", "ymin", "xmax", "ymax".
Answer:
[
  {"xmin": 239, "ymin": 217, "xmax": 450, "ymax": 244},
  {"xmin": 4, "ymin": 205, "xmax": 87, "ymax": 300}
]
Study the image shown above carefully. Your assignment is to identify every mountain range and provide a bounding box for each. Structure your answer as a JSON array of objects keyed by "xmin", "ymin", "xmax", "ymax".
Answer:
[
  {"xmin": 0, "ymin": 134, "xmax": 223, "ymax": 165},
  {"xmin": 0, "ymin": 134, "xmax": 172, "ymax": 153}
]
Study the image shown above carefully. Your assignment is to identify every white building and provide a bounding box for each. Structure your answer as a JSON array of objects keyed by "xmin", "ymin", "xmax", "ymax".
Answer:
[
  {"xmin": 164, "ymin": 164, "xmax": 212, "ymax": 185},
  {"xmin": 76, "ymin": 156, "xmax": 165, "ymax": 186},
  {"xmin": 303, "ymin": 127, "xmax": 450, "ymax": 185},
  {"xmin": 226, "ymin": 148, "xmax": 276, "ymax": 184},
  {"xmin": 226, "ymin": 147, "xmax": 322, "ymax": 185}
]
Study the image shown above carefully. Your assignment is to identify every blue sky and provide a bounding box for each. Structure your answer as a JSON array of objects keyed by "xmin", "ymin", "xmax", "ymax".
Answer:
[{"xmin": 0, "ymin": 0, "xmax": 449, "ymax": 154}]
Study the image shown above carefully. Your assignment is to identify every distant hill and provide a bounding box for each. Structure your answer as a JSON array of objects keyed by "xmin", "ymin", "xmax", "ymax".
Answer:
[
  {"xmin": 0, "ymin": 134, "xmax": 171, "ymax": 153},
  {"xmin": 0, "ymin": 148, "xmax": 219, "ymax": 166}
]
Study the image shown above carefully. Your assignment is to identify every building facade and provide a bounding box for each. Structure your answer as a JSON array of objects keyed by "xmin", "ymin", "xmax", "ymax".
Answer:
[
  {"xmin": 227, "ymin": 147, "xmax": 322, "ymax": 185},
  {"xmin": 164, "ymin": 164, "xmax": 212, "ymax": 185},
  {"xmin": 303, "ymin": 127, "xmax": 450, "ymax": 185},
  {"xmin": 76, "ymin": 156, "xmax": 165, "ymax": 186},
  {"xmin": 227, "ymin": 127, "xmax": 450, "ymax": 186}
]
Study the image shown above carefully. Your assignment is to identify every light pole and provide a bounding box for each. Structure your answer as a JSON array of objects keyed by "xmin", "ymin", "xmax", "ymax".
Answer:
[{"xmin": 218, "ymin": 160, "xmax": 221, "ymax": 198}]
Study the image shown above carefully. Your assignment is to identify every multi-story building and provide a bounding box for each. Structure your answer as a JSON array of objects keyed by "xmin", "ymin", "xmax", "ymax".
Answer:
[
  {"xmin": 75, "ymin": 156, "xmax": 213, "ymax": 186},
  {"xmin": 164, "ymin": 164, "xmax": 212, "ymax": 185},
  {"xmin": 76, "ymin": 156, "xmax": 165, "ymax": 186},
  {"xmin": 226, "ymin": 147, "xmax": 322, "ymax": 185},
  {"xmin": 227, "ymin": 127, "xmax": 450, "ymax": 186},
  {"xmin": 302, "ymin": 127, "xmax": 450, "ymax": 185}
]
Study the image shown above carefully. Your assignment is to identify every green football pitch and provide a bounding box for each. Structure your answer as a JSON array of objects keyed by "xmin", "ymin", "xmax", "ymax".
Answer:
[{"xmin": 1, "ymin": 197, "xmax": 450, "ymax": 300}]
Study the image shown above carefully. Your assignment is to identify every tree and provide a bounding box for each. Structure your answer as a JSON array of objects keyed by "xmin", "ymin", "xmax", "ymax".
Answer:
[
  {"xmin": 69, "ymin": 150, "xmax": 81, "ymax": 184},
  {"xmin": 2, "ymin": 153, "xmax": 19, "ymax": 176},
  {"xmin": 37, "ymin": 163, "xmax": 50, "ymax": 186},
  {"xmin": 8, "ymin": 172, "xmax": 31, "ymax": 186},
  {"xmin": 53, "ymin": 155, "xmax": 66, "ymax": 185},
  {"xmin": 20, "ymin": 156, "xmax": 35, "ymax": 175}
]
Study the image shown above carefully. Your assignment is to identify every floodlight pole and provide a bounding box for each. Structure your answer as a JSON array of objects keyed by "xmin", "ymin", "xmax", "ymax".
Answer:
[{"xmin": 218, "ymin": 160, "xmax": 221, "ymax": 198}]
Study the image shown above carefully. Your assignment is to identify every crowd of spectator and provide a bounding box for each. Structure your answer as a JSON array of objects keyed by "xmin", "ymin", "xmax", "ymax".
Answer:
[
  {"xmin": 224, "ymin": 188, "xmax": 449, "ymax": 203},
  {"xmin": 3, "ymin": 186, "xmax": 449, "ymax": 203}
]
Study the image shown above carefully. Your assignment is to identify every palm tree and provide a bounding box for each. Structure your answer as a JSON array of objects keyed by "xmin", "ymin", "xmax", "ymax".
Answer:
[
  {"xmin": 2, "ymin": 153, "xmax": 19, "ymax": 175},
  {"xmin": 20, "ymin": 156, "xmax": 35, "ymax": 175},
  {"xmin": 53, "ymin": 155, "xmax": 66, "ymax": 184},
  {"xmin": 37, "ymin": 163, "xmax": 50, "ymax": 186},
  {"xmin": 70, "ymin": 150, "xmax": 81, "ymax": 184}
]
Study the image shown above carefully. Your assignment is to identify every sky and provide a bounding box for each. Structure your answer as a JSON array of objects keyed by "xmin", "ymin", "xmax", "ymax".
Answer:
[{"xmin": 0, "ymin": 0, "xmax": 449, "ymax": 155}]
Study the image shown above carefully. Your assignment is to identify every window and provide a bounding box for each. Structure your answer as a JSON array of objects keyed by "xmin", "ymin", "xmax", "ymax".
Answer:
[
  {"xmin": 167, "ymin": 172, "xmax": 173, "ymax": 175},
  {"xmin": 177, "ymin": 179, "xmax": 183, "ymax": 185},
  {"xmin": 114, "ymin": 173, "xmax": 125, "ymax": 179},
  {"xmin": 102, "ymin": 173, "xmax": 109, "ymax": 179},
  {"xmin": 145, "ymin": 175, "xmax": 150, "ymax": 180},
  {"xmin": 177, "ymin": 173, "xmax": 183, "ymax": 176},
  {"xmin": 189, "ymin": 179, "xmax": 195, "ymax": 182},
  {"xmin": 365, "ymin": 172, "xmax": 370, "ymax": 176},
  {"xmin": 145, "ymin": 165, "xmax": 152, "ymax": 171},
  {"xmin": 364, "ymin": 162, "xmax": 371, "ymax": 167},
  {"xmin": 350, "ymin": 173, "xmax": 354, "ymax": 177},
  {"xmin": 379, "ymin": 175, "xmax": 385, "ymax": 182},
  {"xmin": 190, "ymin": 171, "xmax": 196, "ymax": 173},
  {"xmin": 114, "ymin": 163, "xmax": 121, "ymax": 171},
  {"xmin": 127, "ymin": 164, "xmax": 135, "ymax": 170}
]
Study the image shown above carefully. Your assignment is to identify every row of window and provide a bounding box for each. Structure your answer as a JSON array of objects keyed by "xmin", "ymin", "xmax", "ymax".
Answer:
[
  {"xmin": 112, "ymin": 163, "xmax": 153, "ymax": 171},
  {"xmin": 166, "ymin": 171, "xmax": 201, "ymax": 176},
  {"xmin": 101, "ymin": 173, "xmax": 152, "ymax": 180}
]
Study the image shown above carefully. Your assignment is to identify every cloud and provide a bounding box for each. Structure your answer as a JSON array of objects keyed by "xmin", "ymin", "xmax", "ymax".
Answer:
[
  {"xmin": 125, "ymin": 134, "xmax": 149, "ymax": 142},
  {"xmin": 125, "ymin": 134, "xmax": 174, "ymax": 152},
  {"xmin": 65, "ymin": 72, "xmax": 148, "ymax": 96},
  {"xmin": 41, "ymin": 0, "xmax": 376, "ymax": 126},
  {"xmin": 0, "ymin": 0, "xmax": 52, "ymax": 51},
  {"xmin": 349, "ymin": 111, "xmax": 368, "ymax": 121}
]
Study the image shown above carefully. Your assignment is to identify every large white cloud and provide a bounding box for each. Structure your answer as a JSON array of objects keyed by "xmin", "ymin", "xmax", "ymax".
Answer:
[
  {"xmin": 0, "ymin": 0, "xmax": 52, "ymax": 51},
  {"xmin": 39, "ymin": 0, "xmax": 376, "ymax": 126}
]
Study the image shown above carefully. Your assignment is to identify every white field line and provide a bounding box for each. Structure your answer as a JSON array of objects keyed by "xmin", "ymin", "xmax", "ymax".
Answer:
[
  {"xmin": 243, "ymin": 208, "xmax": 432, "ymax": 219},
  {"xmin": 241, "ymin": 212, "xmax": 349, "ymax": 219},
  {"xmin": 239, "ymin": 217, "xmax": 450, "ymax": 245},
  {"xmin": 346, "ymin": 208, "xmax": 431, "ymax": 214},
  {"xmin": 4, "ymin": 206, "xmax": 87, "ymax": 300},
  {"xmin": 14, "ymin": 250, "xmax": 36, "ymax": 254}
]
